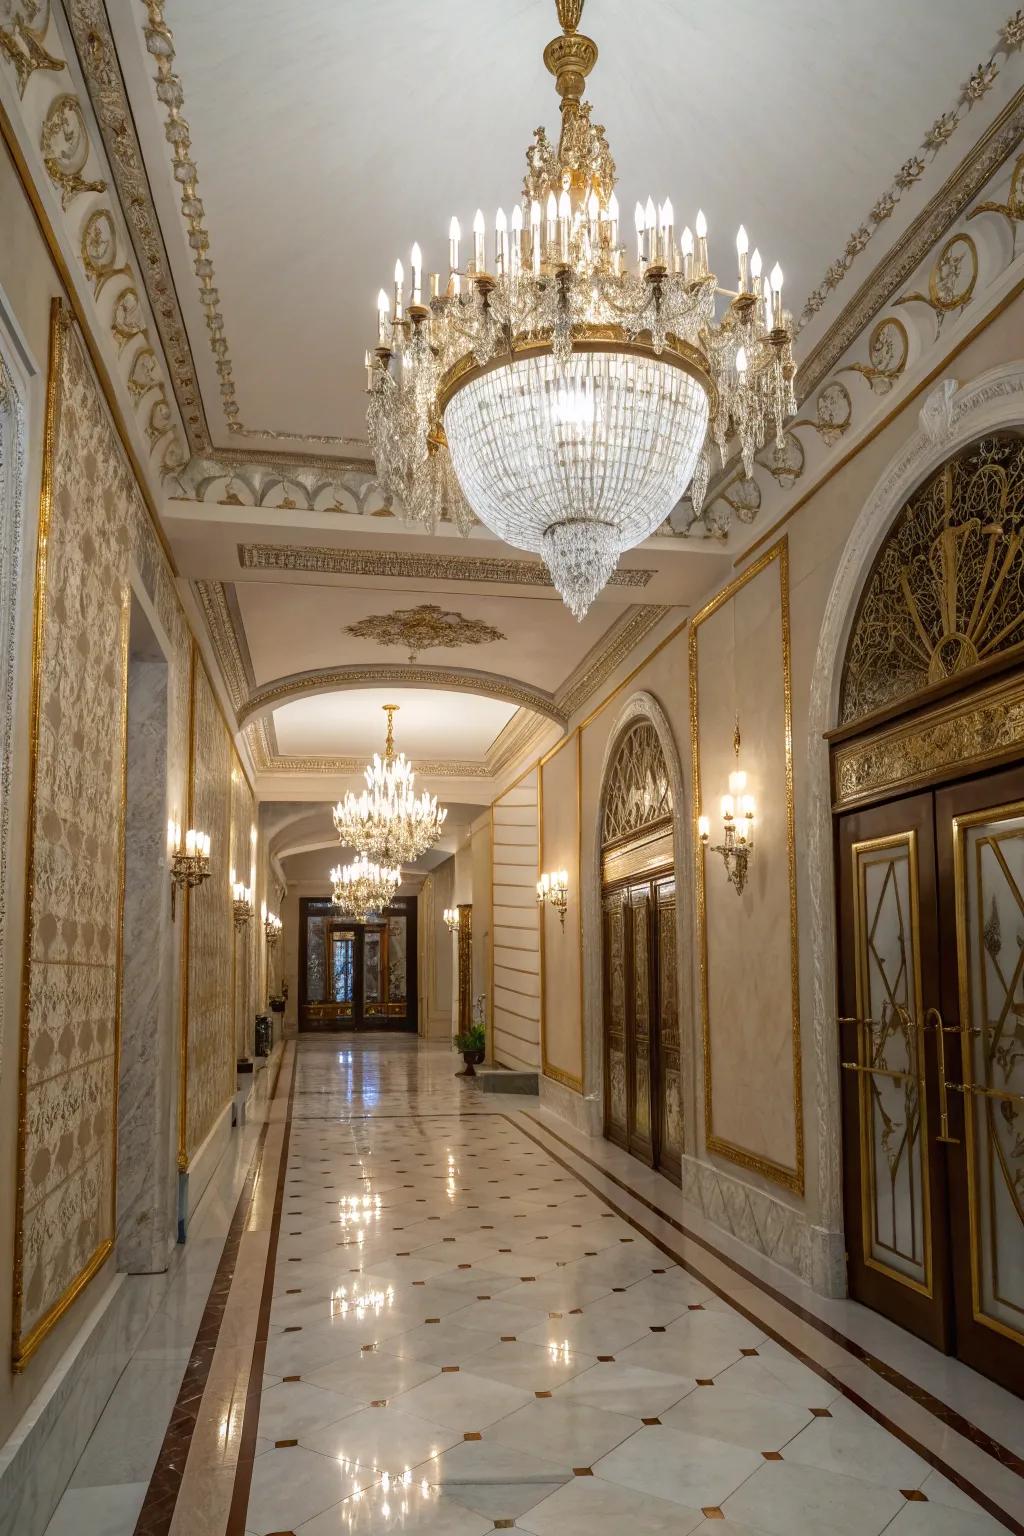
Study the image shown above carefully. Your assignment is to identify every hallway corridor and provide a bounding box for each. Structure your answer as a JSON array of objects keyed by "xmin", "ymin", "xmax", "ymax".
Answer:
[{"xmin": 41, "ymin": 1036, "xmax": 1023, "ymax": 1536}]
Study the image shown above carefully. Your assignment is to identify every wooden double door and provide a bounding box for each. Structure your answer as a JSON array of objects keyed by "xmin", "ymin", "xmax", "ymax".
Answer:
[
  {"xmin": 601, "ymin": 870, "xmax": 683, "ymax": 1182},
  {"xmin": 837, "ymin": 764, "xmax": 1024, "ymax": 1394}
]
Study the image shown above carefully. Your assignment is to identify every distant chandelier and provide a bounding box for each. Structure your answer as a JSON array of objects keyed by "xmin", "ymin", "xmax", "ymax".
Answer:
[
  {"xmin": 365, "ymin": 0, "xmax": 796, "ymax": 618},
  {"xmin": 330, "ymin": 857, "xmax": 401, "ymax": 919},
  {"xmin": 332, "ymin": 704, "xmax": 448, "ymax": 863}
]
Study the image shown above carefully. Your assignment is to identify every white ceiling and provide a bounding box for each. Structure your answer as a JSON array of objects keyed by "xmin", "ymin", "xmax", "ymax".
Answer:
[
  {"xmin": 272, "ymin": 688, "xmax": 518, "ymax": 760},
  {"xmin": 110, "ymin": 0, "xmax": 1008, "ymax": 451}
]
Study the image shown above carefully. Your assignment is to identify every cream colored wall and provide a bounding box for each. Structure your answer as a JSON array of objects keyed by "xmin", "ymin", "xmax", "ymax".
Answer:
[
  {"xmin": 516, "ymin": 291, "xmax": 1024, "ymax": 1287},
  {"xmin": 470, "ymin": 813, "xmax": 492, "ymax": 1049},
  {"xmin": 491, "ymin": 773, "xmax": 541, "ymax": 1069},
  {"xmin": 539, "ymin": 736, "xmax": 582, "ymax": 1089}
]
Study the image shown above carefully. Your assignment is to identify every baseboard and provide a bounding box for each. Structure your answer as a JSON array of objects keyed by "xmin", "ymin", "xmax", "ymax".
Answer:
[
  {"xmin": 538, "ymin": 1073, "xmax": 603, "ymax": 1136},
  {"xmin": 681, "ymin": 1152, "xmax": 847, "ymax": 1297},
  {"xmin": 177, "ymin": 1099, "xmax": 233, "ymax": 1240}
]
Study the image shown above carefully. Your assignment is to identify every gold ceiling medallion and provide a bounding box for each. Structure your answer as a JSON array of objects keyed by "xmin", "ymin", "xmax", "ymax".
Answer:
[
  {"xmin": 839, "ymin": 317, "xmax": 909, "ymax": 396},
  {"xmin": 343, "ymin": 603, "xmax": 505, "ymax": 663},
  {"xmin": 841, "ymin": 433, "xmax": 1024, "ymax": 724}
]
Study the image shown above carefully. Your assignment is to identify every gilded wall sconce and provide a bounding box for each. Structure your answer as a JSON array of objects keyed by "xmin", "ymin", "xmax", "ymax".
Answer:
[
  {"xmin": 232, "ymin": 881, "xmax": 254, "ymax": 931},
  {"xmin": 443, "ymin": 907, "xmax": 460, "ymax": 934},
  {"xmin": 537, "ymin": 869, "xmax": 569, "ymax": 930},
  {"xmin": 698, "ymin": 724, "xmax": 755, "ymax": 896},
  {"xmin": 169, "ymin": 822, "xmax": 211, "ymax": 920},
  {"xmin": 264, "ymin": 911, "xmax": 283, "ymax": 945}
]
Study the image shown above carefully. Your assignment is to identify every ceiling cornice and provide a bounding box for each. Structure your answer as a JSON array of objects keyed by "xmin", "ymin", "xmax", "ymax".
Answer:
[
  {"xmin": 238, "ymin": 663, "xmax": 567, "ymax": 729},
  {"xmin": 244, "ymin": 715, "xmax": 493, "ymax": 779},
  {"xmin": 235, "ymin": 542, "xmax": 656, "ymax": 591}
]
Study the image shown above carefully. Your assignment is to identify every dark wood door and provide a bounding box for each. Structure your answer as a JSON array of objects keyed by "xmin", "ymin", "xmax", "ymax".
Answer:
[
  {"xmin": 838, "ymin": 771, "xmax": 1024, "ymax": 1392},
  {"xmin": 935, "ymin": 765, "xmax": 1024, "ymax": 1395},
  {"xmin": 837, "ymin": 792, "xmax": 953, "ymax": 1352},
  {"xmin": 603, "ymin": 871, "xmax": 681, "ymax": 1178}
]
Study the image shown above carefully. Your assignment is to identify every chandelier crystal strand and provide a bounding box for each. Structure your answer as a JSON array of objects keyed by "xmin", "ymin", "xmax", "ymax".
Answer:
[
  {"xmin": 330, "ymin": 857, "xmax": 402, "ymax": 919},
  {"xmin": 365, "ymin": 0, "xmax": 796, "ymax": 618},
  {"xmin": 332, "ymin": 704, "xmax": 448, "ymax": 864}
]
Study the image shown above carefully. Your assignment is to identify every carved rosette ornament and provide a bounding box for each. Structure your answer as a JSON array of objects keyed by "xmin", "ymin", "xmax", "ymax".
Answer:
[{"xmin": 343, "ymin": 603, "xmax": 505, "ymax": 663}]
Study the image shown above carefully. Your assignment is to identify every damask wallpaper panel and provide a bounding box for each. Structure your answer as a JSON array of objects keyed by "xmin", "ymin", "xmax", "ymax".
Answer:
[
  {"xmin": 13, "ymin": 306, "xmax": 190, "ymax": 1367},
  {"xmin": 181, "ymin": 656, "xmax": 234, "ymax": 1164}
]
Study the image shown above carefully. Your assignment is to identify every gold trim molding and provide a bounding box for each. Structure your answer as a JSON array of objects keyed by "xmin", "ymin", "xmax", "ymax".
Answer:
[
  {"xmin": 236, "ymin": 542, "xmax": 655, "ymax": 590},
  {"xmin": 832, "ymin": 670, "xmax": 1024, "ymax": 810},
  {"xmin": 689, "ymin": 537, "xmax": 804, "ymax": 1194},
  {"xmin": 238, "ymin": 663, "xmax": 565, "ymax": 729}
]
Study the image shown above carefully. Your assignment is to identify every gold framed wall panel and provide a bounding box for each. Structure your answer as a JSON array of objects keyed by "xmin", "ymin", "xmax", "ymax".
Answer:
[
  {"xmin": 13, "ymin": 305, "xmax": 136, "ymax": 1366},
  {"xmin": 539, "ymin": 737, "xmax": 584, "ymax": 1092},
  {"xmin": 689, "ymin": 537, "xmax": 804, "ymax": 1194}
]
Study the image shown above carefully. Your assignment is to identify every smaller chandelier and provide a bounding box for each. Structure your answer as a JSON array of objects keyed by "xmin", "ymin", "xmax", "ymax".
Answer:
[
  {"xmin": 443, "ymin": 907, "xmax": 460, "ymax": 933},
  {"xmin": 232, "ymin": 881, "xmax": 254, "ymax": 931},
  {"xmin": 699, "ymin": 724, "xmax": 755, "ymax": 896},
  {"xmin": 264, "ymin": 911, "xmax": 283, "ymax": 945},
  {"xmin": 169, "ymin": 822, "xmax": 211, "ymax": 920},
  {"xmin": 331, "ymin": 857, "xmax": 401, "ymax": 920},
  {"xmin": 537, "ymin": 869, "xmax": 569, "ymax": 930},
  {"xmin": 333, "ymin": 704, "xmax": 447, "ymax": 864}
]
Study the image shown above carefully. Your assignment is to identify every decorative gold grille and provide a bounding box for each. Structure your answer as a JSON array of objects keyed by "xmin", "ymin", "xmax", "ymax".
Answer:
[
  {"xmin": 840, "ymin": 433, "xmax": 1024, "ymax": 725},
  {"xmin": 601, "ymin": 720, "xmax": 672, "ymax": 847}
]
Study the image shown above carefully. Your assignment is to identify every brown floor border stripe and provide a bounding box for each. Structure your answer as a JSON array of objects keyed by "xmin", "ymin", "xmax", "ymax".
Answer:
[
  {"xmin": 510, "ymin": 1115, "xmax": 1024, "ymax": 1536},
  {"xmin": 225, "ymin": 1046, "xmax": 298, "ymax": 1534},
  {"xmin": 522, "ymin": 1111, "xmax": 1024, "ymax": 1478},
  {"xmin": 132, "ymin": 1049, "xmax": 285, "ymax": 1536}
]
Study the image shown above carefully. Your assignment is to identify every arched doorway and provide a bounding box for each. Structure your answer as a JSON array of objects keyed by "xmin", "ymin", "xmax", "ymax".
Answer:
[
  {"xmin": 599, "ymin": 716, "xmax": 683, "ymax": 1182},
  {"xmin": 831, "ymin": 429, "xmax": 1024, "ymax": 1393}
]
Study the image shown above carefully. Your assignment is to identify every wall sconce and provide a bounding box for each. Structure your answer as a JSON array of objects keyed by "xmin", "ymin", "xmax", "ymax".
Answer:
[
  {"xmin": 264, "ymin": 912, "xmax": 282, "ymax": 945},
  {"xmin": 537, "ymin": 869, "xmax": 569, "ymax": 930},
  {"xmin": 443, "ymin": 907, "xmax": 460, "ymax": 934},
  {"xmin": 169, "ymin": 822, "xmax": 211, "ymax": 920},
  {"xmin": 698, "ymin": 723, "xmax": 755, "ymax": 896},
  {"xmin": 232, "ymin": 881, "xmax": 254, "ymax": 931}
]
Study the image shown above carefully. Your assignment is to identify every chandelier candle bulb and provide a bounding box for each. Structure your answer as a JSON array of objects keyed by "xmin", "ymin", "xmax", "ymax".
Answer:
[
  {"xmin": 750, "ymin": 246, "xmax": 762, "ymax": 296},
  {"xmin": 393, "ymin": 259, "xmax": 404, "ymax": 321},
  {"xmin": 695, "ymin": 208, "xmax": 708, "ymax": 275},
  {"xmin": 558, "ymin": 188, "xmax": 571, "ymax": 262},
  {"xmin": 736, "ymin": 224, "xmax": 749, "ymax": 291},
  {"xmin": 698, "ymin": 815, "xmax": 711, "ymax": 842},
  {"xmin": 473, "ymin": 208, "xmax": 486, "ymax": 271},
  {"xmin": 681, "ymin": 224, "xmax": 693, "ymax": 281},
  {"xmin": 770, "ymin": 261, "xmax": 784, "ymax": 326},
  {"xmin": 411, "ymin": 243, "xmax": 422, "ymax": 305},
  {"xmin": 660, "ymin": 199, "xmax": 674, "ymax": 267},
  {"xmin": 511, "ymin": 204, "xmax": 523, "ymax": 274},
  {"xmin": 448, "ymin": 215, "xmax": 460, "ymax": 272},
  {"xmin": 377, "ymin": 289, "xmax": 390, "ymax": 345},
  {"xmin": 495, "ymin": 207, "xmax": 508, "ymax": 276},
  {"xmin": 608, "ymin": 190, "xmax": 619, "ymax": 249},
  {"xmin": 644, "ymin": 195, "xmax": 656, "ymax": 263},
  {"xmin": 721, "ymin": 793, "xmax": 735, "ymax": 820}
]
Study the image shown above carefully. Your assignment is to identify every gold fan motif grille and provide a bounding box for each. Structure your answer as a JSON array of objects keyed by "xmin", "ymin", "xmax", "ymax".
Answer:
[
  {"xmin": 601, "ymin": 720, "xmax": 672, "ymax": 847},
  {"xmin": 840, "ymin": 433, "xmax": 1024, "ymax": 724}
]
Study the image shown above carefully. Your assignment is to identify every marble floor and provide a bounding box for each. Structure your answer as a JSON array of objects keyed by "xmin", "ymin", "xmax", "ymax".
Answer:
[{"xmin": 44, "ymin": 1035, "xmax": 1023, "ymax": 1536}]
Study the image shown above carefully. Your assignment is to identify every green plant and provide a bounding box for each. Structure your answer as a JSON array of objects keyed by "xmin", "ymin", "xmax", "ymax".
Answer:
[{"xmin": 453, "ymin": 1023, "xmax": 486, "ymax": 1054}]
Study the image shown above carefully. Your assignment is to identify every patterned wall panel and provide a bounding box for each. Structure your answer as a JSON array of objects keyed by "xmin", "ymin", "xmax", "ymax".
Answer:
[
  {"xmin": 13, "ymin": 305, "xmax": 189, "ymax": 1367},
  {"xmin": 181, "ymin": 658, "xmax": 233, "ymax": 1163}
]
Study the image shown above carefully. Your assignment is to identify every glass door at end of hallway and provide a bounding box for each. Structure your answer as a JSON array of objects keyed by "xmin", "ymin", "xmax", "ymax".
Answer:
[
  {"xmin": 837, "ymin": 764, "xmax": 1024, "ymax": 1395},
  {"xmin": 298, "ymin": 896, "xmax": 416, "ymax": 1031}
]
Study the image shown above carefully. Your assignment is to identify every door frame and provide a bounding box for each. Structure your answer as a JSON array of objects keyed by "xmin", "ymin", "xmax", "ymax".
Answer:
[{"xmin": 298, "ymin": 895, "xmax": 418, "ymax": 1032}]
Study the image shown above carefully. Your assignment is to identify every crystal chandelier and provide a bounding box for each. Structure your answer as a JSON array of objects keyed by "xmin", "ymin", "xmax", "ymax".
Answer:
[
  {"xmin": 332, "ymin": 704, "xmax": 448, "ymax": 863},
  {"xmin": 330, "ymin": 857, "xmax": 402, "ymax": 919},
  {"xmin": 366, "ymin": 0, "xmax": 796, "ymax": 618}
]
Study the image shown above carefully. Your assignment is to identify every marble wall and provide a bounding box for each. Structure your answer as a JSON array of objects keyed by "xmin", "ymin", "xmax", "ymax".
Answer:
[
  {"xmin": 182, "ymin": 658, "xmax": 234, "ymax": 1165},
  {"xmin": 13, "ymin": 309, "xmax": 190, "ymax": 1366}
]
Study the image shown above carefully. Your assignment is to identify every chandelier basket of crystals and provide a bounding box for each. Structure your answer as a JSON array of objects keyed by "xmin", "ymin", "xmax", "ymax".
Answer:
[
  {"xmin": 330, "ymin": 857, "xmax": 402, "ymax": 920},
  {"xmin": 332, "ymin": 704, "xmax": 448, "ymax": 864},
  {"xmin": 366, "ymin": 0, "xmax": 796, "ymax": 619}
]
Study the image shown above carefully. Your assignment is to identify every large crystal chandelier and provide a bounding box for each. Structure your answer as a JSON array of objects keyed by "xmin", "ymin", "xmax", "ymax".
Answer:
[
  {"xmin": 330, "ymin": 857, "xmax": 401, "ymax": 919},
  {"xmin": 366, "ymin": 0, "xmax": 796, "ymax": 618},
  {"xmin": 333, "ymin": 704, "xmax": 448, "ymax": 863}
]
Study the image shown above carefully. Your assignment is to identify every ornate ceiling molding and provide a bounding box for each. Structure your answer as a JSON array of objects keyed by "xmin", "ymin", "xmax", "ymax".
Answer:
[
  {"xmin": 63, "ymin": 0, "xmax": 212, "ymax": 452},
  {"xmin": 797, "ymin": 15, "xmax": 1024, "ymax": 334},
  {"xmin": 192, "ymin": 580, "xmax": 252, "ymax": 711},
  {"xmin": 132, "ymin": 0, "xmax": 367, "ymax": 454},
  {"xmin": 555, "ymin": 603, "xmax": 672, "ymax": 719},
  {"xmin": 238, "ymin": 663, "xmax": 566, "ymax": 729},
  {"xmin": 243, "ymin": 714, "xmax": 493, "ymax": 779},
  {"xmin": 343, "ymin": 603, "xmax": 505, "ymax": 663},
  {"xmin": 236, "ymin": 542, "xmax": 655, "ymax": 590},
  {"xmin": 172, "ymin": 454, "xmax": 385, "ymax": 513}
]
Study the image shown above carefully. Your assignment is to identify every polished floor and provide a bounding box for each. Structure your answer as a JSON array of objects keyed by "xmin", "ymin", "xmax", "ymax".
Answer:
[{"xmin": 45, "ymin": 1036, "xmax": 1022, "ymax": 1535}]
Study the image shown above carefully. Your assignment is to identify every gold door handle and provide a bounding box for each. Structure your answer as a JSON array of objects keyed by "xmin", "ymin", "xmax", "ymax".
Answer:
[
  {"xmin": 945, "ymin": 1081, "xmax": 1024, "ymax": 1107},
  {"xmin": 923, "ymin": 1007, "xmax": 959, "ymax": 1145}
]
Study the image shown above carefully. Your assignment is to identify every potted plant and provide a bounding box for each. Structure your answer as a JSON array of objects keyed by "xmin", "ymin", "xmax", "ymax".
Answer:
[{"xmin": 453, "ymin": 1021, "xmax": 486, "ymax": 1077}]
